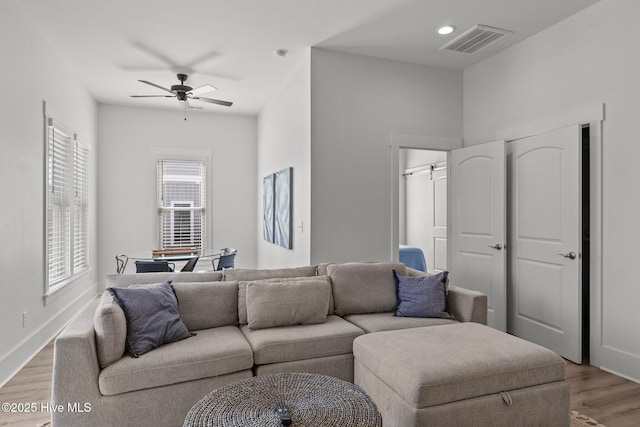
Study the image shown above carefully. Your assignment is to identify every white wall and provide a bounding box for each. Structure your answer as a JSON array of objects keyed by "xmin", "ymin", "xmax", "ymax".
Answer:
[
  {"xmin": 310, "ymin": 48, "xmax": 462, "ymax": 263},
  {"xmin": 256, "ymin": 50, "xmax": 311, "ymax": 268},
  {"xmin": 97, "ymin": 105, "xmax": 257, "ymax": 280},
  {"xmin": 0, "ymin": 3, "xmax": 98, "ymax": 386},
  {"xmin": 464, "ymin": 0, "xmax": 640, "ymax": 382}
]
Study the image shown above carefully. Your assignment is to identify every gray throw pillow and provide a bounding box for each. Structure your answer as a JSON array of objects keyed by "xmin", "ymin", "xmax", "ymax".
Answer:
[
  {"xmin": 108, "ymin": 281, "xmax": 192, "ymax": 357},
  {"xmin": 394, "ymin": 271, "xmax": 453, "ymax": 319}
]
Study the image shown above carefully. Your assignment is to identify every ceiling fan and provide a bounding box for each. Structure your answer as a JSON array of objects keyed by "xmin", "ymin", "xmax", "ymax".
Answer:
[{"xmin": 130, "ymin": 73, "xmax": 233, "ymax": 108}]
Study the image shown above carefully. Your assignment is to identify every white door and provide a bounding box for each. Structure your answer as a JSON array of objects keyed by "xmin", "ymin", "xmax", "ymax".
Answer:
[
  {"xmin": 432, "ymin": 169, "xmax": 447, "ymax": 272},
  {"xmin": 508, "ymin": 125, "xmax": 582, "ymax": 363},
  {"xmin": 450, "ymin": 140, "xmax": 507, "ymax": 331}
]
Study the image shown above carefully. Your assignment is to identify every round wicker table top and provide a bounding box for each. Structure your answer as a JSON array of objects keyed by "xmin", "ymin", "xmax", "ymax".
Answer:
[{"xmin": 183, "ymin": 372, "xmax": 382, "ymax": 427}]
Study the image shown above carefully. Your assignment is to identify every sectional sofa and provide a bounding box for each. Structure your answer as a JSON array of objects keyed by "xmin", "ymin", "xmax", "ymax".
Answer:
[{"xmin": 52, "ymin": 262, "xmax": 487, "ymax": 427}]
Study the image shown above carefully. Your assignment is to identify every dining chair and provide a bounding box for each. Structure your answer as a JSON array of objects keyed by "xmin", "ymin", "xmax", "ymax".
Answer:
[
  {"xmin": 135, "ymin": 260, "xmax": 174, "ymax": 273},
  {"xmin": 213, "ymin": 253, "xmax": 236, "ymax": 271}
]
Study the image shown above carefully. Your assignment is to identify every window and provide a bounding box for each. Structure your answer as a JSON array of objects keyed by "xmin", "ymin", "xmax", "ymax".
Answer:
[
  {"xmin": 46, "ymin": 118, "xmax": 89, "ymax": 293},
  {"xmin": 157, "ymin": 160, "xmax": 206, "ymax": 252}
]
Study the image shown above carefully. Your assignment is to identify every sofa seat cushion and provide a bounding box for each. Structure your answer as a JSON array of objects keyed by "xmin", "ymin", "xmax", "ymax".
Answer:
[
  {"xmin": 353, "ymin": 323, "xmax": 566, "ymax": 408},
  {"xmin": 240, "ymin": 315, "xmax": 364, "ymax": 365},
  {"xmin": 99, "ymin": 326, "xmax": 253, "ymax": 396},
  {"xmin": 344, "ymin": 312, "xmax": 457, "ymax": 333}
]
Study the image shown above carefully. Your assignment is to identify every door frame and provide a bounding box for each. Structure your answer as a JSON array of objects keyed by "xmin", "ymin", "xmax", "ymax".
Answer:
[
  {"xmin": 496, "ymin": 104, "xmax": 604, "ymax": 366},
  {"xmin": 389, "ymin": 133, "xmax": 462, "ymax": 263},
  {"xmin": 388, "ymin": 103, "xmax": 603, "ymax": 366}
]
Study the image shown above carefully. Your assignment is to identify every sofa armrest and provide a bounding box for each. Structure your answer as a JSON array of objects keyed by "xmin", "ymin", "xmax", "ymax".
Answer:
[
  {"xmin": 447, "ymin": 286, "xmax": 487, "ymax": 324},
  {"xmin": 52, "ymin": 296, "xmax": 103, "ymax": 425}
]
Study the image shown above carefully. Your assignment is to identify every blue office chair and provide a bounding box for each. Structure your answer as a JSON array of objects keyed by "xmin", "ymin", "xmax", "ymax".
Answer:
[{"xmin": 135, "ymin": 260, "xmax": 174, "ymax": 273}]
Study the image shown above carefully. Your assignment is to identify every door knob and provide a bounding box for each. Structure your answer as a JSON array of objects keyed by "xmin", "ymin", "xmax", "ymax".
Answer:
[
  {"xmin": 558, "ymin": 252, "xmax": 577, "ymax": 260},
  {"xmin": 488, "ymin": 244, "xmax": 503, "ymax": 250}
]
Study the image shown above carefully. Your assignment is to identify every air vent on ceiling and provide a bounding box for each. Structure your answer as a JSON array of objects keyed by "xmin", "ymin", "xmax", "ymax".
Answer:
[{"xmin": 440, "ymin": 25, "xmax": 512, "ymax": 54}]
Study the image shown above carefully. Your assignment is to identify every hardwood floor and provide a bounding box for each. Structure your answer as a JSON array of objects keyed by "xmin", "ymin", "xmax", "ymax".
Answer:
[
  {"xmin": 0, "ymin": 342, "xmax": 53, "ymax": 427},
  {"xmin": 1, "ymin": 342, "xmax": 639, "ymax": 426},
  {"xmin": 566, "ymin": 361, "xmax": 640, "ymax": 427}
]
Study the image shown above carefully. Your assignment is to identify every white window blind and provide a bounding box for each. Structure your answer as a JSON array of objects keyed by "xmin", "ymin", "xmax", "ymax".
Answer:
[
  {"xmin": 73, "ymin": 140, "xmax": 89, "ymax": 273},
  {"xmin": 47, "ymin": 119, "xmax": 72, "ymax": 285},
  {"xmin": 46, "ymin": 118, "xmax": 89, "ymax": 291},
  {"xmin": 157, "ymin": 160, "xmax": 206, "ymax": 252}
]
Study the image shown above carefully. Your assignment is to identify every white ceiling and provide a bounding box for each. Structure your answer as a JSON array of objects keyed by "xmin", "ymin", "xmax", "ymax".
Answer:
[{"xmin": 17, "ymin": 0, "xmax": 600, "ymax": 116}]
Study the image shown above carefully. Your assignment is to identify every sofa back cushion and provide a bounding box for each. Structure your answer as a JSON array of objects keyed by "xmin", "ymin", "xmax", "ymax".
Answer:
[
  {"xmin": 238, "ymin": 276, "xmax": 334, "ymax": 325},
  {"xmin": 328, "ymin": 262, "xmax": 407, "ymax": 316},
  {"xmin": 173, "ymin": 281, "xmax": 239, "ymax": 330},
  {"xmin": 245, "ymin": 276, "xmax": 331, "ymax": 330},
  {"xmin": 316, "ymin": 263, "xmax": 332, "ymax": 277},
  {"xmin": 105, "ymin": 271, "xmax": 223, "ymax": 288},
  {"xmin": 224, "ymin": 266, "xmax": 317, "ymax": 282},
  {"xmin": 94, "ymin": 291, "xmax": 127, "ymax": 368}
]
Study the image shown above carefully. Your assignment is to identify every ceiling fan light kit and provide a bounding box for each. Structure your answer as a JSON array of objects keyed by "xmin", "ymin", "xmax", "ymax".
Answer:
[{"xmin": 130, "ymin": 73, "xmax": 233, "ymax": 119}]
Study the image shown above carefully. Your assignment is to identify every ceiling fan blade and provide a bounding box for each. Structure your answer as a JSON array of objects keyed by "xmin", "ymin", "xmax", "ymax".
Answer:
[
  {"xmin": 189, "ymin": 84, "xmax": 217, "ymax": 96},
  {"xmin": 138, "ymin": 80, "xmax": 173, "ymax": 93},
  {"xmin": 185, "ymin": 100, "xmax": 203, "ymax": 110},
  {"xmin": 192, "ymin": 96, "xmax": 233, "ymax": 107},
  {"xmin": 130, "ymin": 95, "xmax": 175, "ymax": 98}
]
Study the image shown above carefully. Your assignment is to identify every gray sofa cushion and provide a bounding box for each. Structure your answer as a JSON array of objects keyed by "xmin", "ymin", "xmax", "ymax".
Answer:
[
  {"xmin": 224, "ymin": 266, "xmax": 317, "ymax": 281},
  {"xmin": 344, "ymin": 312, "xmax": 457, "ymax": 333},
  {"xmin": 353, "ymin": 323, "xmax": 566, "ymax": 408},
  {"xmin": 94, "ymin": 291, "xmax": 127, "ymax": 368},
  {"xmin": 239, "ymin": 276, "xmax": 335, "ymax": 324},
  {"xmin": 344, "ymin": 312, "xmax": 458, "ymax": 334},
  {"xmin": 105, "ymin": 271, "xmax": 223, "ymax": 288},
  {"xmin": 173, "ymin": 281, "xmax": 239, "ymax": 330},
  {"xmin": 240, "ymin": 315, "xmax": 364, "ymax": 365},
  {"xmin": 246, "ymin": 277, "xmax": 330, "ymax": 330},
  {"xmin": 98, "ymin": 326, "xmax": 253, "ymax": 396},
  {"xmin": 316, "ymin": 263, "xmax": 332, "ymax": 277},
  {"xmin": 328, "ymin": 262, "xmax": 406, "ymax": 316}
]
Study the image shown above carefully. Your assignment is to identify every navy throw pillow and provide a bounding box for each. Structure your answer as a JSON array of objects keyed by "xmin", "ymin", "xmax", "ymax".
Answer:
[
  {"xmin": 393, "ymin": 271, "xmax": 453, "ymax": 319},
  {"xmin": 108, "ymin": 281, "xmax": 192, "ymax": 357}
]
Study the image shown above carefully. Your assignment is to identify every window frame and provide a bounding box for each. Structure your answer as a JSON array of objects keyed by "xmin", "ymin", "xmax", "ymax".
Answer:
[
  {"xmin": 44, "ymin": 116, "xmax": 91, "ymax": 298},
  {"xmin": 152, "ymin": 148, "xmax": 212, "ymax": 254}
]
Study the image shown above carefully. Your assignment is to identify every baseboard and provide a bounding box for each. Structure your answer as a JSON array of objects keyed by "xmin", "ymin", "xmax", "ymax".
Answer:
[
  {"xmin": 599, "ymin": 345, "xmax": 640, "ymax": 385},
  {"xmin": 0, "ymin": 282, "xmax": 98, "ymax": 388}
]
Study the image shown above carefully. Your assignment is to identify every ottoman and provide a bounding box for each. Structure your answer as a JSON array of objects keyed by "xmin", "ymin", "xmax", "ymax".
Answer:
[{"xmin": 353, "ymin": 323, "xmax": 570, "ymax": 427}]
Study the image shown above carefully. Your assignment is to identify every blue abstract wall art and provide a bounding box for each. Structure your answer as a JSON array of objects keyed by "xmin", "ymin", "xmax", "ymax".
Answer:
[
  {"xmin": 262, "ymin": 174, "xmax": 274, "ymax": 243},
  {"xmin": 262, "ymin": 167, "xmax": 292, "ymax": 249},
  {"xmin": 274, "ymin": 167, "xmax": 292, "ymax": 249}
]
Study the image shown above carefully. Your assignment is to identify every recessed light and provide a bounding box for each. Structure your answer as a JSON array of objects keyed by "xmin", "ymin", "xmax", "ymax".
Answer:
[{"xmin": 437, "ymin": 25, "xmax": 456, "ymax": 35}]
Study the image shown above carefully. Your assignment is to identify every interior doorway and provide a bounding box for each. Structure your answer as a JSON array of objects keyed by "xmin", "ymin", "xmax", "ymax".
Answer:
[{"xmin": 399, "ymin": 148, "xmax": 448, "ymax": 273}]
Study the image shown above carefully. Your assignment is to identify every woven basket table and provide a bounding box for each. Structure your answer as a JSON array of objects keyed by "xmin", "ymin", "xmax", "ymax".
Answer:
[{"xmin": 183, "ymin": 372, "xmax": 382, "ymax": 427}]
